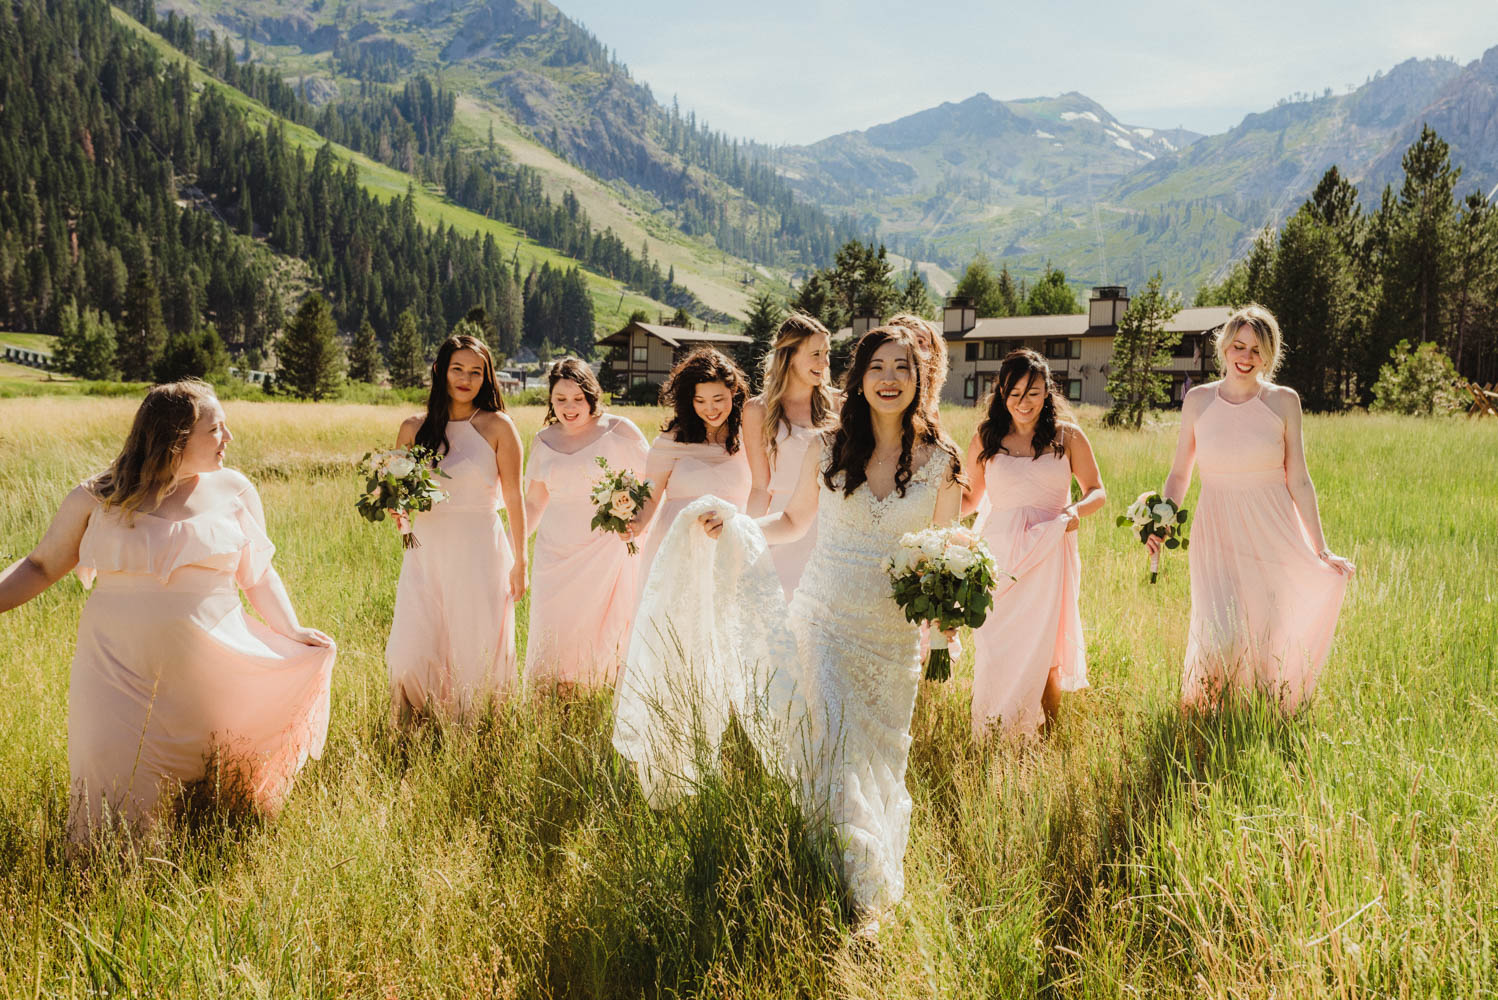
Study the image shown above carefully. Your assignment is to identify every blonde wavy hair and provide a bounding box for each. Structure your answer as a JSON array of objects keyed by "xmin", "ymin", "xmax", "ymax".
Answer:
[
  {"xmin": 1215, "ymin": 303, "xmax": 1283, "ymax": 380},
  {"xmin": 886, "ymin": 313, "xmax": 948, "ymax": 421},
  {"xmin": 758, "ymin": 312, "xmax": 836, "ymax": 462},
  {"xmin": 89, "ymin": 378, "xmax": 218, "ymax": 518}
]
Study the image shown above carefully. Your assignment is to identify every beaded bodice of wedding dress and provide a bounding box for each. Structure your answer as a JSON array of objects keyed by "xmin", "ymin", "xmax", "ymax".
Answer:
[{"xmin": 785, "ymin": 446, "xmax": 948, "ymax": 914}]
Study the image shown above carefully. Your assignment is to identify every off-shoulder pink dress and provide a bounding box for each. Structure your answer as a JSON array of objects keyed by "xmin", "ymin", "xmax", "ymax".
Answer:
[
  {"xmin": 387, "ymin": 415, "xmax": 516, "ymax": 719},
  {"xmin": 524, "ymin": 417, "xmax": 649, "ymax": 688},
  {"xmin": 636, "ymin": 436, "xmax": 751, "ymax": 582},
  {"xmin": 971, "ymin": 449, "xmax": 1087, "ymax": 737},
  {"xmin": 69, "ymin": 478, "xmax": 334, "ymax": 841},
  {"xmin": 766, "ymin": 421, "xmax": 824, "ymax": 598},
  {"xmin": 1184, "ymin": 385, "xmax": 1348, "ymax": 711}
]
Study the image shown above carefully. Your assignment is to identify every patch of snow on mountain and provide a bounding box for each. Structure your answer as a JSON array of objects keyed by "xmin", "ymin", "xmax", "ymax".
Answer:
[
  {"xmin": 1035, "ymin": 130, "xmax": 1056, "ymax": 139},
  {"xmin": 1133, "ymin": 127, "xmax": 1155, "ymax": 138},
  {"xmin": 1060, "ymin": 111, "xmax": 1101, "ymax": 124},
  {"xmin": 1113, "ymin": 136, "xmax": 1136, "ymax": 152}
]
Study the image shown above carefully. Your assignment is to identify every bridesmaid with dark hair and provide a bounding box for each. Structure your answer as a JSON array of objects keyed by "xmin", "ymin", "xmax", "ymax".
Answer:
[
  {"xmin": 628, "ymin": 347, "xmax": 752, "ymax": 579},
  {"xmin": 962, "ymin": 349, "xmax": 1105, "ymax": 738},
  {"xmin": 522, "ymin": 357, "xmax": 649, "ymax": 691},
  {"xmin": 386, "ymin": 333, "xmax": 527, "ymax": 723}
]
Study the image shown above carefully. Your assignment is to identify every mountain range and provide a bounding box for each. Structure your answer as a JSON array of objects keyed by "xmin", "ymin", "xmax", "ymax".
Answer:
[{"xmin": 151, "ymin": 0, "xmax": 1498, "ymax": 304}]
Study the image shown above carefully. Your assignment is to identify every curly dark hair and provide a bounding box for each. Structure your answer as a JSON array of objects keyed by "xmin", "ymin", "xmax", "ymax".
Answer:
[
  {"xmin": 824, "ymin": 325, "xmax": 961, "ymax": 498},
  {"xmin": 658, "ymin": 347, "xmax": 749, "ymax": 454},
  {"xmin": 543, "ymin": 356, "xmax": 602, "ymax": 426},
  {"xmin": 977, "ymin": 348, "xmax": 1072, "ymax": 463}
]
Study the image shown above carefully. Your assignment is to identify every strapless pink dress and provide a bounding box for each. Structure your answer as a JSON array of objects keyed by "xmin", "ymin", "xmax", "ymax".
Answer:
[
  {"xmin": 1183, "ymin": 386, "xmax": 1347, "ymax": 711},
  {"xmin": 387, "ymin": 417, "xmax": 516, "ymax": 719},
  {"xmin": 69, "ymin": 480, "xmax": 334, "ymax": 840},
  {"xmin": 971, "ymin": 450, "xmax": 1087, "ymax": 737}
]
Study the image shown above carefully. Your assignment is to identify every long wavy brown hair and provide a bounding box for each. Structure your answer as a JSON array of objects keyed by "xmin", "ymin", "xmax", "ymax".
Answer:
[
  {"xmin": 824, "ymin": 326, "xmax": 961, "ymax": 499},
  {"xmin": 977, "ymin": 349, "xmax": 1072, "ymax": 464},
  {"xmin": 89, "ymin": 378, "xmax": 218, "ymax": 518},
  {"xmin": 542, "ymin": 356, "xmax": 602, "ymax": 425},
  {"xmin": 758, "ymin": 313, "xmax": 836, "ymax": 462},
  {"xmin": 415, "ymin": 334, "xmax": 504, "ymax": 455},
  {"xmin": 659, "ymin": 347, "xmax": 749, "ymax": 454}
]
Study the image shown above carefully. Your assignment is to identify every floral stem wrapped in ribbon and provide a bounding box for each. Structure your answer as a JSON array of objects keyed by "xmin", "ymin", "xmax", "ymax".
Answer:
[
  {"xmin": 1117, "ymin": 491, "xmax": 1189, "ymax": 583},
  {"xmin": 589, "ymin": 456, "xmax": 653, "ymax": 555},
  {"xmin": 886, "ymin": 525, "xmax": 1001, "ymax": 682},
  {"xmin": 356, "ymin": 445, "xmax": 450, "ymax": 550}
]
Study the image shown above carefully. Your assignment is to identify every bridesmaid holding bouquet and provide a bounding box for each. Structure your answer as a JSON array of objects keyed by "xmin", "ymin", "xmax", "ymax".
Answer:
[
  {"xmin": 386, "ymin": 333, "xmax": 527, "ymax": 723},
  {"xmin": 522, "ymin": 357, "xmax": 649, "ymax": 691},
  {"xmin": 962, "ymin": 350, "xmax": 1105, "ymax": 737},
  {"xmin": 1150, "ymin": 305, "xmax": 1354, "ymax": 712}
]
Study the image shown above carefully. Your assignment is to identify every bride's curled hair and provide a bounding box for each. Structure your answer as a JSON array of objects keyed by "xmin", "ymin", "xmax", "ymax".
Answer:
[
  {"xmin": 825, "ymin": 325, "xmax": 961, "ymax": 498},
  {"xmin": 659, "ymin": 347, "xmax": 749, "ymax": 453}
]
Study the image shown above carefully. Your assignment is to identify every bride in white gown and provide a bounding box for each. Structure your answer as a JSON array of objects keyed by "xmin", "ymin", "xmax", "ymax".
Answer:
[{"xmin": 613, "ymin": 326, "xmax": 963, "ymax": 922}]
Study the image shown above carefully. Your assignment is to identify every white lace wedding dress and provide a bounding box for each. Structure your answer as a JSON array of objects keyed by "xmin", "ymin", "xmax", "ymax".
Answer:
[{"xmin": 614, "ymin": 445, "xmax": 950, "ymax": 915}]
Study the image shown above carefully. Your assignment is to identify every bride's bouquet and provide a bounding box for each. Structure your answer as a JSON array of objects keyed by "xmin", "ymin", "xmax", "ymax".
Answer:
[
  {"xmin": 886, "ymin": 525, "xmax": 1000, "ymax": 682},
  {"xmin": 1118, "ymin": 491, "xmax": 1189, "ymax": 583},
  {"xmin": 589, "ymin": 456, "xmax": 652, "ymax": 555},
  {"xmin": 356, "ymin": 445, "xmax": 449, "ymax": 549}
]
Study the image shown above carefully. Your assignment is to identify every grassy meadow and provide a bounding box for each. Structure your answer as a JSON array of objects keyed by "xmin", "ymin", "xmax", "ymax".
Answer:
[{"xmin": 0, "ymin": 395, "xmax": 1494, "ymax": 998}]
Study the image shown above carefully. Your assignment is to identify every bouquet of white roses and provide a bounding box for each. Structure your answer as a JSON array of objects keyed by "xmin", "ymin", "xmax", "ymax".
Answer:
[
  {"xmin": 356, "ymin": 445, "xmax": 450, "ymax": 549},
  {"xmin": 885, "ymin": 525, "xmax": 1001, "ymax": 682},
  {"xmin": 1117, "ymin": 491, "xmax": 1189, "ymax": 583},
  {"xmin": 589, "ymin": 456, "xmax": 653, "ymax": 555}
]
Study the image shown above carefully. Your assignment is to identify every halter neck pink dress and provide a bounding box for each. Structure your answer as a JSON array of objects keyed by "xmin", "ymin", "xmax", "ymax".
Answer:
[
  {"xmin": 636, "ymin": 435, "xmax": 751, "ymax": 583},
  {"xmin": 1184, "ymin": 384, "xmax": 1348, "ymax": 711},
  {"xmin": 971, "ymin": 447, "xmax": 1087, "ymax": 737},
  {"xmin": 68, "ymin": 475, "xmax": 334, "ymax": 841},
  {"xmin": 387, "ymin": 415, "xmax": 517, "ymax": 719},
  {"xmin": 523, "ymin": 417, "xmax": 649, "ymax": 688},
  {"xmin": 765, "ymin": 421, "xmax": 825, "ymax": 597}
]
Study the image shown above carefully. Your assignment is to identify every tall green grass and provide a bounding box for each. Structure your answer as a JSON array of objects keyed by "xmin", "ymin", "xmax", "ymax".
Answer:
[{"xmin": 0, "ymin": 397, "xmax": 1493, "ymax": 997}]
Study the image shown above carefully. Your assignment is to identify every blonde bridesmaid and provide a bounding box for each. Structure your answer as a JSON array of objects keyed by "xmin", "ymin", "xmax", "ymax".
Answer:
[
  {"xmin": 387, "ymin": 334, "xmax": 527, "ymax": 723},
  {"xmin": 629, "ymin": 348, "xmax": 752, "ymax": 580},
  {"xmin": 0, "ymin": 379, "xmax": 335, "ymax": 841},
  {"xmin": 743, "ymin": 314, "xmax": 839, "ymax": 597},
  {"xmin": 522, "ymin": 357, "xmax": 649, "ymax": 691},
  {"xmin": 1150, "ymin": 305, "xmax": 1354, "ymax": 713},
  {"xmin": 962, "ymin": 350, "xmax": 1105, "ymax": 737}
]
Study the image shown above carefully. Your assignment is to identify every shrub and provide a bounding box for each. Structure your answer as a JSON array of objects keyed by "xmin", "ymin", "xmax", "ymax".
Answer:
[{"xmin": 1370, "ymin": 340, "xmax": 1466, "ymax": 416}]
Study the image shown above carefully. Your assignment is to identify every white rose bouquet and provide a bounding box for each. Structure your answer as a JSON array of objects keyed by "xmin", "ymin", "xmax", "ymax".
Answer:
[
  {"xmin": 589, "ymin": 456, "xmax": 653, "ymax": 555},
  {"xmin": 356, "ymin": 445, "xmax": 450, "ymax": 549},
  {"xmin": 1117, "ymin": 490, "xmax": 1189, "ymax": 583},
  {"xmin": 885, "ymin": 525, "xmax": 1002, "ymax": 682}
]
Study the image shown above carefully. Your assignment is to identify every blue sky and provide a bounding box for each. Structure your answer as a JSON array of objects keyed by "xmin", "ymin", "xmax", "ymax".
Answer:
[{"xmin": 557, "ymin": 0, "xmax": 1498, "ymax": 145}]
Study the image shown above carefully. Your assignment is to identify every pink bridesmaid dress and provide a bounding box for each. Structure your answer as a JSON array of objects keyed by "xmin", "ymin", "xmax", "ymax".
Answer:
[
  {"xmin": 523, "ymin": 417, "xmax": 649, "ymax": 688},
  {"xmin": 386, "ymin": 414, "xmax": 516, "ymax": 719},
  {"xmin": 971, "ymin": 450, "xmax": 1087, "ymax": 737},
  {"xmin": 766, "ymin": 422, "xmax": 824, "ymax": 597},
  {"xmin": 636, "ymin": 436, "xmax": 751, "ymax": 582},
  {"xmin": 1184, "ymin": 384, "xmax": 1347, "ymax": 711},
  {"xmin": 69, "ymin": 477, "xmax": 334, "ymax": 840}
]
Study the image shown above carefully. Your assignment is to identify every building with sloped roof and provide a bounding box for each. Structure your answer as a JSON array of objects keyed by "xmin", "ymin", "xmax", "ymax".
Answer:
[{"xmin": 598, "ymin": 321, "xmax": 752, "ymax": 390}]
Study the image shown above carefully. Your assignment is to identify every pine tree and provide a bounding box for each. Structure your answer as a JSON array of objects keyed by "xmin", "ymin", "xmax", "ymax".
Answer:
[
  {"xmin": 119, "ymin": 270, "xmax": 168, "ymax": 382},
  {"xmin": 1025, "ymin": 263, "xmax": 1080, "ymax": 316},
  {"xmin": 738, "ymin": 292, "xmax": 783, "ymax": 391},
  {"xmin": 348, "ymin": 318, "xmax": 382, "ymax": 383},
  {"xmin": 899, "ymin": 270, "xmax": 934, "ymax": 319},
  {"xmin": 155, "ymin": 325, "xmax": 230, "ymax": 382},
  {"xmin": 1270, "ymin": 207, "xmax": 1355, "ymax": 409},
  {"xmin": 56, "ymin": 300, "xmax": 119, "ymax": 380},
  {"xmin": 1104, "ymin": 273, "xmax": 1183, "ymax": 428},
  {"xmin": 276, "ymin": 293, "xmax": 344, "ymax": 399},
  {"xmin": 387, "ymin": 308, "xmax": 426, "ymax": 388}
]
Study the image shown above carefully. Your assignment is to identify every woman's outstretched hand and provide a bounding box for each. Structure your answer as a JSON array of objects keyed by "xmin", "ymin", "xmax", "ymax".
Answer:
[{"xmin": 697, "ymin": 509, "xmax": 725, "ymax": 539}]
